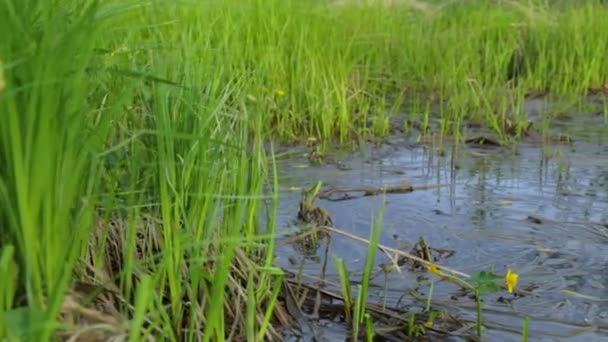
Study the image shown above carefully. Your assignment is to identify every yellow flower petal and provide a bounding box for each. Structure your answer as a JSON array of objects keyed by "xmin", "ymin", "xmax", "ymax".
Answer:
[
  {"xmin": 506, "ymin": 269, "xmax": 519, "ymax": 293},
  {"xmin": 427, "ymin": 263, "xmax": 441, "ymax": 275}
]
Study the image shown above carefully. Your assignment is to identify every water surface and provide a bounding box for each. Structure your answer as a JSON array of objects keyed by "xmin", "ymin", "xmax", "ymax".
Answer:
[{"xmin": 274, "ymin": 110, "xmax": 608, "ymax": 340}]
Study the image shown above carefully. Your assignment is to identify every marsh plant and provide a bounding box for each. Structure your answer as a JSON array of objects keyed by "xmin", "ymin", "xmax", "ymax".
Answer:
[
  {"xmin": 427, "ymin": 263, "xmax": 520, "ymax": 338},
  {"xmin": 0, "ymin": 0, "xmax": 604, "ymax": 340}
]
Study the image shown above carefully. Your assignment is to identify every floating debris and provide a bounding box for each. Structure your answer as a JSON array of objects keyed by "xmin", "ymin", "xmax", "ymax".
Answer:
[
  {"xmin": 526, "ymin": 215, "xmax": 543, "ymax": 224},
  {"xmin": 308, "ymin": 146, "xmax": 325, "ymax": 165},
  {"xmin": 318, "ymin": 183, "xmax": 448, "ymax": 201},
  {"xmin": 288, "ymin": 181, "xmax": 333, "ymax": 255},
  {"xmin": 465, "ymin": 135, "xmax": 502, "ymax": 147},
  {"xmin": 298, "ymin": 181, "xmax": 333, "ymax": 227}
]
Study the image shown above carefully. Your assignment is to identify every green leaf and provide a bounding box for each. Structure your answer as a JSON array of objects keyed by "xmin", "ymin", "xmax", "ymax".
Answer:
[
  {"xmin": 3, "ymin": 307, "xmax": 51, "ymax": 341},
  {"xmin": 476, "ymin": 282, "xmax": 501, "ymax": 295},
  {"xmin": 470, "ymin": 271, "xmax": 503, "ymax": 295}
]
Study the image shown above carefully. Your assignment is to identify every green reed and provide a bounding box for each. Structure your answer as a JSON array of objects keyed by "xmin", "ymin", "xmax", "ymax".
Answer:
[{"xmin": 1, "ymin": 0, "xmax": 606, "ymax": 340}]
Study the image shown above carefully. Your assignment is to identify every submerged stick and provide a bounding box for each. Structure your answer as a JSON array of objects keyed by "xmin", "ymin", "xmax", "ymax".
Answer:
[{"xmin": 318, "ymin": 183, "xmax": 449, "ymax": 201}]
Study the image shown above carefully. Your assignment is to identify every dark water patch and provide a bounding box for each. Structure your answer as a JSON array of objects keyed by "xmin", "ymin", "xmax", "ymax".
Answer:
[{"xmin": 274, "ymin": 127, "xmax": 608, "ymax": 340}]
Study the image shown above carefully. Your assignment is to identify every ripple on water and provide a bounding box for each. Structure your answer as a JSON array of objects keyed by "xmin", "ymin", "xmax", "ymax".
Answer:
[{"xmin": 275, "ymin": 132, "xmax": 608, "ymax": 340}]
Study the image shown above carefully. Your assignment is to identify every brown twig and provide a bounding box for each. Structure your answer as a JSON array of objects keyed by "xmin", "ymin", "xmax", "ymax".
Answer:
[
  {"xmin": 321, "ymin": 225, "xmax": 471, "ymax": 279},
  {"xmin": 318, "ymin": 183, "xmax": 449, "ymax": 201}
]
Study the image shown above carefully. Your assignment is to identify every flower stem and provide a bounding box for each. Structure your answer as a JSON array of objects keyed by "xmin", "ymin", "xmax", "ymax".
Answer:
[{"xmin": 476, "ymin": 290, "xmax": 483, "ymax": 337}]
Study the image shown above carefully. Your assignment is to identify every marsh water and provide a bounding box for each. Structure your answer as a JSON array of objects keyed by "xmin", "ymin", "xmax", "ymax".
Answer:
[{"xmin": 273, "ymin": 99, "xmax": 608, "ymax": 341}]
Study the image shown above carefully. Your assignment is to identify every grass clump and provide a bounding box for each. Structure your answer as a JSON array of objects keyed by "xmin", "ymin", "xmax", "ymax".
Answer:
[
  {"xmin": 0, "ymin": 1, "xmax": 283, "ymax": 340},
  {"xmin": 1, "ymin": 0, "xmax": 607, "ymax": 340}
]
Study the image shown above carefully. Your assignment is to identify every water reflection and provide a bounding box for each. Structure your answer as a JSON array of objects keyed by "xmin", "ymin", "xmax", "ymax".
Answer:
[{"xmin": 274, "ymin": 132, "xmax": 608, "ymax": 339}]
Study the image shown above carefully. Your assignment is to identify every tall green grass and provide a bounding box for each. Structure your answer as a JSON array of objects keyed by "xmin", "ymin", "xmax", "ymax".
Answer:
[
  {"xmin": 96, "ymin": 0, "xmax": 608, "ymax": 142},
  {"xmin": 0, "ymin": 1, "xmax": 117, "ymax": 339},
  {"xmin": 1, "ymin": 0, "xmax": 607, "ymax": 340}
]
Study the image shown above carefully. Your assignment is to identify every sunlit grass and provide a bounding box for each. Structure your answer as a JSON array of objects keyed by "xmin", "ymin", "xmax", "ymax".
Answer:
[
  {"xmin": 94, "ymin": 0, "xmax": 608, "ymax": 143},
  {"xmin": 1, "ymin": 0, "xmax": 607, "ymax": 340}
]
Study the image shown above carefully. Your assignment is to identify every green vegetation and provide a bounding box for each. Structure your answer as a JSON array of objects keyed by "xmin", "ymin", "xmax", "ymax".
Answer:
[{"xmin": 1, "ymin": 0, "xmax": 606, "ymax": 340}]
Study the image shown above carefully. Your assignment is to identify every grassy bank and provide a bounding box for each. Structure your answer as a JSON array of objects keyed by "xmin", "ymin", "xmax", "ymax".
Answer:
[{"xmin": 1, "ymin": 0, "xmax": 607, "ymax": 340}]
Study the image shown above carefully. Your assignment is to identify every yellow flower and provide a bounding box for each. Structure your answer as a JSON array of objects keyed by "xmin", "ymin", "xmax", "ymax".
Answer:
[
  {"xmin": 506, "ymin": 269, "xmax": 519, "ymax": 293},
  {"xmin": 275, "ymin": 89, "xmax": 286, "ymax": 97},
  {"xmin": 427, "ymin": 263, "xmax": 441, "ymax": 275}
]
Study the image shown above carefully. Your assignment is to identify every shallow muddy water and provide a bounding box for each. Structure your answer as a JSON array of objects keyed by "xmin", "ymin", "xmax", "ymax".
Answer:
[{"xmin": 273, "ymin": 109, "xmax": 608, "ymax": 340}]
